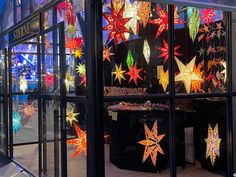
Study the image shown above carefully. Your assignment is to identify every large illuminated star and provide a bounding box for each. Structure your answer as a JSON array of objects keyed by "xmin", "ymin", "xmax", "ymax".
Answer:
[
  {"xmin": 175, "ymin": 56, "xmax": 203, "ymax": 93},
  {"xmin": 138, "ymin": 121, "xmax": 165, "ymax": 166},
  {"xmin": 19, "ymin": 75, "xmax": 28, "ymax": 93},
  {"xmin": 138, "ymin": 2, "xmax": 151, "ymax": 28},
  {"xmin": 20, "ymin": 102, "xmax": 37, "ymax": 119},
  {"xmin": 205, "ymin": 124, "xmax": 221, "ymax": 166},
  {"xmin": 126, "ymin": 64, "xmax": 143, "ymax": 86},
  {"xmin": 112, "ymin": 63, "xmax": 126, "ymax": 84},
  {"xmin": 103, "ymin": 46, "xmax": 115, "ymax": 62},
  {"xmin": 123, "ymin": 0, "xmax": 140, "ymax": 35},
  {"xmin": 66, "ymin": 107, "xmax": 79, "ymax": 126},
  {"xmin": 158, "ymin": 66, "xmax": 169, "ymax": 92},
  {"xmin": 157, "ymin": 39, "xmax": 182, "ymax": 64},
  {"xmin": 67, "ymin": 123, "xmax": 87, "ymax": 159},
  {"xmin": 103, "ymin": 2, "xmax": 131, "ymax": 45}
]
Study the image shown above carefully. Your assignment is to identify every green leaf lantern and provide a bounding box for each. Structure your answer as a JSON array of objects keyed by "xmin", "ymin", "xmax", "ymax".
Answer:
[
  {"xmin": 189, "ymin": 8, "xmax": 200, "ymax": 42},
  {"xmin": 126, "ymin": 50, "xmax": 134, "ymax": 68}
]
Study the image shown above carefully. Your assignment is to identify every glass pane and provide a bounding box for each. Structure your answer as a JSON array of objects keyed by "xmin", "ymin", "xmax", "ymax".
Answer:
[
  {"xmin": 175, "ymin": 98, "xmax": 227, "ymax": 176},
  {"xmin": 103, "ymin": 1, "xmax": 171, "ymax": 96},
  {"xmin": 174, "ymin": 7, "xmax": 227, "ymax": 94},
  {"xmin": 105, "ymin": 100, "xmax": 170, "ymax": 176}
]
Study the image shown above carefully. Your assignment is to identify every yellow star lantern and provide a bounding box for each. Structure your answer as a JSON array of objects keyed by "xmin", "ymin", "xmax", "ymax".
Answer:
[
  {"xmin": 205, "ymin": 124, "xmax": 221, "ymax": 166},
  {"xmin": 66, "ymin": 107, "xmax": 79, "ymax": 126},
  {"xmin": 65, "ymin": 71, "xmax": 75, "ymax": 92},
  {"xmin": 112, "ymin": 63, "xmax": 126, "ymax": 84},
  {"xmin": 175, "ymin": 56, "xmax": 203, "ymax": 93},
  {"xmin": 157, "ymin": 66, "xmax": 169, "ymax": 93},
  {"xmin": 66, "ymin": 24, "xmax": 77, "ymax": 36},
  {"xmin": 123, "ymin": 0, "xmax": 140, "ymax": 35},
  {"xmin": 76, "ymin": 63, "xmax": 86, "ymax": 76},
  {"xmin": 143, "ymin": 39, "xmax": 151, "ymax": 64},
  {"xmin": 138, "ymin": 121, "xmax": 165, "ymax": 166},
  {"xmin": 138, "ymin": 2, "xmax": 151, "ymax": 28},
  {"xmin": 74, "ymin": 48, "xmax": 83, "ymax": 59},
  {"xmin": 19, "ymin": 76, "xmax": 28, "ymax": 93}
]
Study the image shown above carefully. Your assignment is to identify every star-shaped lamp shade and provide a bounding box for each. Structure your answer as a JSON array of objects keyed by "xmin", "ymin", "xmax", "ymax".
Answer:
[
  {"xmin": 112, "ymin": 63, "xmax": 126, "ymax": 84},
  {"xmin": 175, "ymin": 56, "xmax": 203, "ymax": 93},
  {"xmin": 103, "ymin": 2, "xmax": 131, "ymax": 45},
  {"xmin": 74, "ymin": 48, "xmax": 83, "ymax": 59},
  {"xmin": 205, "ymin": 124, "xmax": 221, "ymax": 166},
  {"xmin": 67, "ymin": 123, "xmax": 87, "ymax": 159},
  {"xmin": 66, "ymin": 107, "xmax": 79, "ymax": 126},
  {"xmin": 65, "ymin": 71, "xmax": 75, "ymax": 92},
  {"xmin": 138, "ymin": 121, "xmax": 165, "ymax": 166},
  {"xmin": 19, "ymin": 75, "xmax": 28, "ymax": 93},
  {"xmin": 157, "ymin": 39, "xmax": 182, "ymax": 64},
  {"xmin": 45, "ymin": 72, "xmax": 54, "ymax": 88},
  {"xmin": 20, "ymin": 102, "xmax": 37, "ymax": 119},
  {"xmin": 138, "ymin": 2, "xmax": 151, "ymax": 28},
  {"xmin": 103, "ymin": 46, "xmax": 115, "ymax": 62},
  {"xmin": 126, "ymin": 64, "xmax": 143, "ymax": 86},
  {"xmin": 76, "ymin": 63, "xmax": 86, "ymax": 76}
]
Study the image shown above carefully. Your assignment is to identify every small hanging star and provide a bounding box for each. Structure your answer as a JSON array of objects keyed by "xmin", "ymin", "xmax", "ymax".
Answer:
[
  {"xmin": 112, "ymin": 63, "xmax": 126, "ymax": 84},
  {"xmin": 20, "ymin": 102, "xmax": 37, "ymax": 119},
  {"xmin": 103, "ymin": 46, "xmax": 115, "ymax": 62},
  {"xmin": 198, "ymin": 48, "xmax": 205, "ymax": 56},
  {"xmin": 74, "ymin": 48, "xmax": 83, "ymax": 59},
  {"xmin": 45, "ymin": 72, "xmax": 54, "ymax": 88},
  {"xmin": 126, "ymin": 63, "xmax": 143, "ymax": 86},
  {"xmin": 76, "ymin": 63, "xmax": 86, "ymax": 76},
  {"xmin": 65, "ymin": 35, "xmax": 76, "ymax": 55},
  {"xmin": 66, "ymin": 107, "xmax": 79, "ymax": 126},
  {"xmin": 65, "ymin": 71, "xmax": 75, "ymax": 92}
]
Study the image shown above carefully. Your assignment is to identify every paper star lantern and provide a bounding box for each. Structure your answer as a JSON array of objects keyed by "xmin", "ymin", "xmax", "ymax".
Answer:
[
  {"xmin": 220, "ymin": 61, "xmax": 227, "ymax": 83},
  {"xmin": 74, "ymin": 48, "xmax": 83, "ymax": 59},
  {"xmin": 149, "ymin": 5, "xmax": 182, "ymax": 38},
  {"xmin": 80, "ymin": 75, "xmax": 86, "ymax": 86},
  {"xmin": 20, "ymin": 102, "xmax": 37, "ymax": 119},
  {"xmin": 123, "ymin": 0, "xmax": 140, "ymax": 35},
  {"xmin": 65, "ymin": 71, "xmax": 75, "ymax": 92},
  {"xmin": 66, "ymin": 24, "xmax": 77, "ymax": 36},
  {"xmin": 103, "ymin": 3, "xmax": 131, "ymax": 45},
  {"xmin": 67, "ymin": 123, "xmax": 87, "ymax": 158},
  {"xmin": 189, "ymin": 8, "xmax": 200, "ymax": 42},
  {"xmin": 126, "ymin": 63, "xmax": 143, "ymax": 86},
  {"xmin": 175, "ymin": 56, "xmax": 203, "ymax": 93},
  {"xmin": 65, "ymin": 35, "xmax": 77, "ymax": 55},
  {"xmin": 143, "ymin": 40, "xmax": 151, "ymax": 64},
  {"xmin": 19, "ymin": 75, "xmax": 28, "ymax": 93},
  {"xmin": 76, "ymin": 63, "xmax": 86, "ymax": 76},
  {"xmin": 205, "ymin": 124, "xmax": 221, "ymax": 166},
  {"xmin": 138, "ymin": 2, "xmax": 151, "ymax": 28},
  {"xmin": 126, "ymin": 49, "xmax": 134, "ymax": 68},
  {"xmin": 45, "ymin": 72, "xmax": 54, "ymax": 88},
  {"xmin": 157, "ymin": 66, "xmax": 169, "ymax": 92},
  {"xmin": 106, "ymin": 0, "xmax": 123, "ymax": 14},
  {"xmin": 201, "ymin": 9, "xmax": 216, "ymax": 24},
  {"xmin": 103, "ymin": 46, "xmax": 115, "ymax": 62},
  {"xmin": 157, "ymin": 39, "xmax": 182, "ymax": 64},
  {"xmin": 74, "ymin": 37, "xmax": 84, "ymax": 48},
  {"xmin": 13, "ymin": 112, "xmax": 22, "ymax": 134},
  {"xmin": 191, "ymin": 63, "xmax": 204, "ymax": 93},
  {"xmin": 138, "ymin": 121, "xmax": 165, "ymax": 166},
  {"xmin": 112, "ymin": 63, "xmax": 126, "ymax": 84},
  {"xmin": 66, "ymin": 107, "xmax": 79, "ymax": 126}
]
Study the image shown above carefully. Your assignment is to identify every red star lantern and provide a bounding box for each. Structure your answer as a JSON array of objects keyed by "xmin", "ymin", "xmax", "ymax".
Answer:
[
  {"xmin": 74, "ymin": 37, "xmax": 84, "ymax": 48},
  {"xmin": 126, "ymin": 64, "xmax": 143, "ymax": 86},
  {"xmin": 57, "ymin": 0, "xmax": 76, "ymax": 25},
  {"xmin": 201, "ymin": 9, "xmax": 216, "ymax": 24},
  {"xmin": 67, "ymin": 123, "xmax": 87, "ymax": 159},
  {"xmin": 157, "ymin": 39, "xmax": 182, "ymax": 64},
  {"xmin": 149, "ymin": 5, "xmax": 182, "ymax": 38},
  {"xmin": 45, "ymin": 72, "xmax": 54, "ymax": 88},
  {"xmin": 103, "ymin": 0, "xmax": 131, "ymax": 45}
]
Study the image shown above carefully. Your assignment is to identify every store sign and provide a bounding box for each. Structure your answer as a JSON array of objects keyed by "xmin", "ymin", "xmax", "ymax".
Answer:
[{"xmin": 9, "ymin": 15, "xmax": 40, "ymax": 44}]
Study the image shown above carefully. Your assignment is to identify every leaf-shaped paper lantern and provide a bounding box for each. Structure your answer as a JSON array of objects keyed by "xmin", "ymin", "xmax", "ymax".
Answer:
[
  {"xmin": 189, "ymin": 8, "xmax": 200, "ymax": 42},
  {"xmin": 126, "ymin": 50, "xmax": 134, "ymax": 68},
  {"xmin": 143, "ymin": 40, "xmax": 151, "ymax": 64}
]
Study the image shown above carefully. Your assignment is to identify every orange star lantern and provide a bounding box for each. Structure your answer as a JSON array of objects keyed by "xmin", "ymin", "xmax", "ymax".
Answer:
[
  {"xmin": 67, "ymin": 123, "xmax": 87, "ymax": 159},
  {"xmin": 103, "ymin": 1, "xmax": 131, "ymax": 45},
  {"xmin": 138, "ymin": 121, "xmax": 165, "ymax": 166},
  {"xmin": 126, "ymin": 64, "xmax": 143, "ymax": 86},
  {"xmin": 191, "ymin": 62, "xmax": 204, "ymax": 93}
]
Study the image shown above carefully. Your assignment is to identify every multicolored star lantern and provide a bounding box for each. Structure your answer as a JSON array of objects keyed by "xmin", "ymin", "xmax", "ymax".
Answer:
[
  {"xmin": 157, "ymin": 39, "xmax": 182, "ymax": 64},
  {"xmin": 74, "ymin": 48, "xmax": 83, "ymax": 59},
  {"xmin": 138, "ymin": 2, "xmax": 151, "ymax": 28},
  {"xmin": 112, "ymin": 63, "xmax": 126, "ymax": 84},
  {"xmin": 19, "ymin": 75, "xmax": 28, "ymax": 93},
  {"xmin": 175, "ymin": 56, "xmax": 203, "ymax": 93},
  {"xmin": 157, "ymin": 66, "xmax": 169, "ymax": 92},
  {"xmin": 123, "ymin": 0, "xmax": 140, "ymax": 35},
  {"xmin": 67, "ymin": 123, "xmax": 87, "ymax": 159},
  {"xmin": 189, "ymin": 8, "xmax": 200, "ymax": 42},
  {"xmin": 138, "ymin": 121, "xmax": 165, "ymax": 166},
  {"xmin": 66, "ymin": 107, "xmax": 79, "ymax": 126},
  {"xmin": 103, "ymin": 46, "xmax": 115, "ymax": 62},
  {"xmin": 65, "ymin": 71, "xmax": 75, "ymax": 92},
  {"xmin": 13, "ymin": 112, "xmax": 22, "ymax": 134},
  {"xmin": 200, "ymin": 9, "xmax": 216, "ymax": 24},
  {"xmin": 126, "ymin": 63, "xmax": 143, "ymax": 86},
  {"xmin": 205, "ymin": 124, "xmax": 221, "ymax": 166},
  {"xmin": 45, "ymin": 72, "xmax": 54, "ymax": 88},
  {"xmin": 103, "ymin": 2, "xmax": 131, "ymax": 45},
  {"xmin": 143, "ymin": 39, "xmax": 151, "ymax": 64},
  {"xmin": 20, "ymin": 102, "xmax": 37, "ymax": 119},
  {"xmin": 76, "ymin": 63, "xmax": 86, "ymax": 76},
  {"xmin": 149, "ymin": 5, "xmax": 182, "ymax": 38},
  {"xmin": 126, "ymin": 49, "xmax": 134, "ymax": 68}
]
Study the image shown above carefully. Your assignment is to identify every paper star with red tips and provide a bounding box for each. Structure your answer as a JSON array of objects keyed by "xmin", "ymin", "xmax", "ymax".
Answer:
[
  {"xmin": 201, "ymin": 9, "xmax": 216, "ymax": 24},
  {"xmin": 157, "ymin": 39, "xmax": 182, "ymax": 64},
  {"xmin": 67, "ymin": 123, "xmax": 87, "ymax": 159},
  {"xmin": 103, "ymin": 1, "xmax": 131, "ymax": 45},
  {"xmin": 126, "ymin": 64, "xmax": 143, "ymax": 86},
  {"xmin": 103, "ymin": 46, "xmax": 115, "ymax": 62}
]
